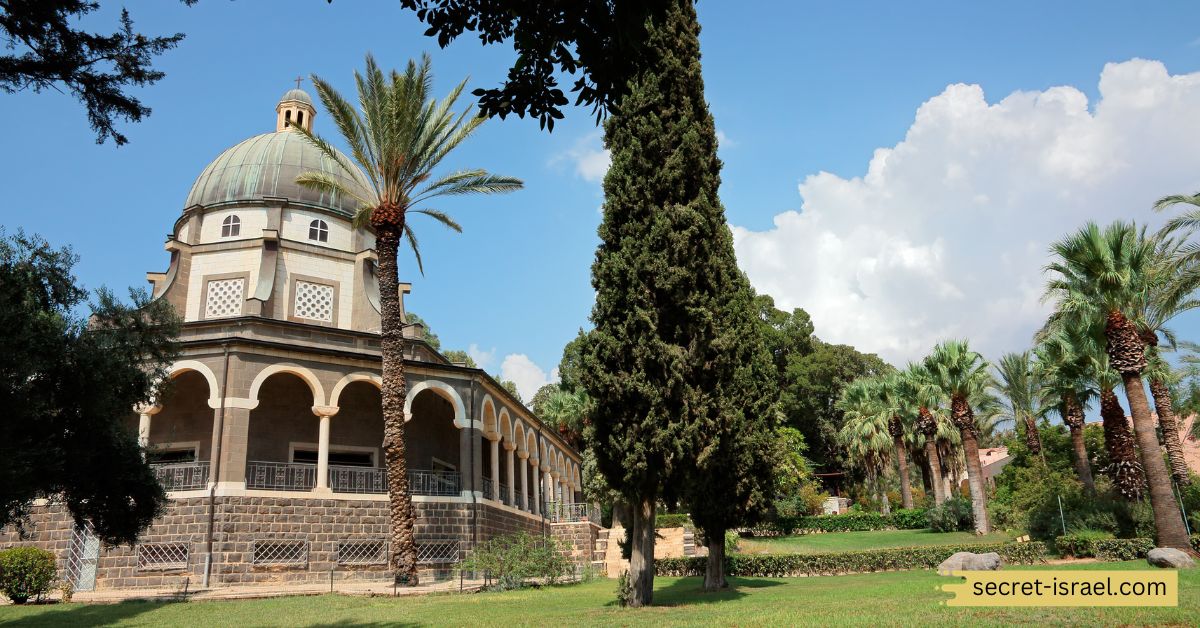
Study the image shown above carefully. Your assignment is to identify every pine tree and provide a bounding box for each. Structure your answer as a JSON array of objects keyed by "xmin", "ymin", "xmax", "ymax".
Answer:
[{"xmin": 580, "ymin": 0, "xmax": 740, "ymax": 607}]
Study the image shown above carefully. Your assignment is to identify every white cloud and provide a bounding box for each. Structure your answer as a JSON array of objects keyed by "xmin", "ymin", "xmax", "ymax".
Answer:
[
  {"xmin": 467, "ymin": 343, "xmax": 496, "ymax": 370},
  {"xmin": 716, "ymin": 129, "xmax": 736, "ymax": 149},
  {"xmin": 551, "ymin": 132, "xmax": 610, "ymax": 183},
  {"xmin": 732, "ymin": 59, "xmax": 1200, "ymax": 365},
  {"xmin": 500, "ymin": 354, "xmax": 560, "ymax": 402}
]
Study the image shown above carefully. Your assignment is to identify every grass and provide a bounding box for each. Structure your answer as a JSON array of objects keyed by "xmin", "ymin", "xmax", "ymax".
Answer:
[
  {"xmin": 737, "ymin": 528, "xmax": 1013, "ymax": 554},
  {"xmin": 0, "ymin": 561, "xmax": 1195, "ymax": 627}
]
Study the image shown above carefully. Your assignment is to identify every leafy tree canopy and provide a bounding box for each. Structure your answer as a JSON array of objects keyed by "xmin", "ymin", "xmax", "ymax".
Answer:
[
  {"xmin": 0, "ymin": 231, "xmax": 179, "ymax": 544},
  {"xmin": 441, "ymin": 349, "xmax": 476, "ymax": 368},
  {"xmin": 0, "ymin": 0, "xmax": 195, "ymax": 145}
]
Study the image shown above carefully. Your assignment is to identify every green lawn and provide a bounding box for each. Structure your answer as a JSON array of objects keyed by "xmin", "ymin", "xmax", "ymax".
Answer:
[
  {"xmin": 737, "ymin": 528, "xmax": 1013, "ymax": 554},
  {"xmin": 0, "ymin": 561, "xmax": 1195, "ymax": 627}
]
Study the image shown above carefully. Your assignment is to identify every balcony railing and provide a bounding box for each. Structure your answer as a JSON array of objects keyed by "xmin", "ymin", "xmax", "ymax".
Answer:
[
  {"xmin": 547, "ymin": 502, "xmax": 601, "ymax": 523},
  {"xmin": 498, "ymin": 483, "xmax": 512, "ymax": 505},
  {"xmin": 329, "ymin": 465, "xmax": 386, "ymax": 494},
  {"xmin": 483, "ymin": 477, "xmax": 495, "ymax": 501},
  {"xmin": 247, "ymin": 461, "xmax": 316, "ymax": 491},
  {"xmin": 246, "ymin": 462, "xmax": 461, "ymax": 496},
  {"xmin": 151, "ymin": 461, "xmax": 210, "ymax": 491}
]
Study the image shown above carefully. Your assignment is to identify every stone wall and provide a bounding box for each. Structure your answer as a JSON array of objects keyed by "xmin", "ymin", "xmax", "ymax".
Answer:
[
  {"xmin": 551, "ymin": 521, "xmax": 601, "ymax": 566},
  {"xmin": 0, "ymin": 496, "xmax": 546, "ymax": 590}
]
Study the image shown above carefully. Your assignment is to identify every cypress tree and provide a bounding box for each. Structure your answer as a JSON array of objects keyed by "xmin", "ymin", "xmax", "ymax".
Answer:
[{"xmin": 581, "ymin": 0, "xmax": 760, "ymax": 606}]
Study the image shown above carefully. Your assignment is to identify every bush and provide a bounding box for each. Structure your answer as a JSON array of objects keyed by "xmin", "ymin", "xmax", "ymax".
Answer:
[
  {"xmin": 460, "ymin": 532, "xmax": 569, "ymax": 590},
  {"xmin": 656, "ymin": 541, "xmax": 1047, "ymax": 577},
  {"xmin": 0, "ymin": 547, "xmax": 57, "ymax": 604},
  {"xmin": 655, "ymin": 513, "xmax": 691, "ymax": 529},
  {"xmin": 724, "ymin": 530, "xmax": 739, "ymax": 555},
  {"xmin": 1053, "ymin": 530, "xmax": 1115, "ymax": 557},
  {"xmin": 926, "ymin": 497, "xmax": 973, "ymax": 532},
  {"xmin": 756, "ymin": 508, "xmax": 930, "ymax": 536},
  {"xmin": 1091, "ymin": 538, "xmax": 1155, "ymax": 562},
  {"xmin": 890, "ymin": 508, "xmax": 928, "ymax": 530}
]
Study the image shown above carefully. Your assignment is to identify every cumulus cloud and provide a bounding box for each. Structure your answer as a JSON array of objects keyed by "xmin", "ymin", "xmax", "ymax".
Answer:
[
  {"xmin": 500, "ymin": 354, "xmax": 560, "ymax": 402},
  {"xmin": 732, "ymin": 59, "xmax": 1200, "ymax": 365},
  {"xmin": 467, "ymin": 343, "xmax": 497, "ymax": 370},
  {"xmin": 551, "ymin": 132, "xmax": 610, "ymax": 183}
]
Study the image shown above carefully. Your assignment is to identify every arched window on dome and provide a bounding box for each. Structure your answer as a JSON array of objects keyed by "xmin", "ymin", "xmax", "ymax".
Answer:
[
  {"xmin": 284, "ymin": 110, "xmax": 292, "ymax": 126},
  {"xmin": 221, "ymin": 215, "xmax": 241, "ymax": 238},
  {"xmin": 308, "ymin": 219, "xmax": 328, "ymax": 243},
  {"xmin": 297, "ymin": 111, "xmax": 304, "ymax": 127}
]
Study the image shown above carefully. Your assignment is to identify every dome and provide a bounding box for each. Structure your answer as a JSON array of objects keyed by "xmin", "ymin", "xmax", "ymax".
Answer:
[
  {"xmin": 279, "ymin": 88, "xmax": 313, "ymax": 106},
  {"xmin": 184, "ymin": 132, "xmax": 370, "ymax": 217}
]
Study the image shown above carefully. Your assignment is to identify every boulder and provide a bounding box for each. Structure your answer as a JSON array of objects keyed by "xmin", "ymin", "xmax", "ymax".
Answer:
[
  {"xmin": 1146, "ymin": 548, "xmax": 1196, "ymax": 569},
  {"xmin": 938, "ymin": 551, "xmax": 1003, "ymax": 574}
]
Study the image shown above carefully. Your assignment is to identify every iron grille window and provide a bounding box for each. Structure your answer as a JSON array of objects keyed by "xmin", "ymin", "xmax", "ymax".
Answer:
[
  {"xmin": 416, "ymin": 539, "xmax": 461, "ymax": 565},
  {"xmin": 253, "ymin": 540, "xmax": 308, "ymax": 566},
  {"xmin": 336, "ymin": 540, "xmax": 387, "ymax": 566},
  {"xmin": 137, "ymin": 543, "xmax": 189, "ymax": 571}
]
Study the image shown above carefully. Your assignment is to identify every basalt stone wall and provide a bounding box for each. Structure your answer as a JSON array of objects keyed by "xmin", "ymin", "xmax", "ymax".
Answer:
[
  {"xmin": 0, "ymin": 497, "xmax": 548, "ymax": 590},
  {"xmin": 551, "ymin": 521, "xmax": 601, "ymax": 566}
]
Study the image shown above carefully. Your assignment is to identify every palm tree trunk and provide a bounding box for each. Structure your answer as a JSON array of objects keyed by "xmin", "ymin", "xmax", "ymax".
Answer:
[
  {"xmin": 1063, "ymin": 395, "xmax": 1095, "ymax": 495},
  {"xmin": 924, "ymin": 439, "xmax": 944, "ymax": 505},
  {"xmin": 952, "ymin": 396, "xmax": 991, "ymax": 534},
  {"xmin": 1106, "ymin": 309, "xmax": 1191, "ymax": 550},
  {"xmin": 627, "ymin": 493, "xmax": 657, "ymax": 607},
  {"xmin": 1022, "ymin": 415, "xmax": 1043, "ymax": 456},
  {"xmin": 894, "ymin": 434, "xmax": 913, "ymax": 509},
  {"xmin": 377, "ymin": 227, "xmax": 419, "ymax": 586},
  {"xmin": 703, "ymin": 526, "xmax": 728, "ymax": 592},
  {"xmin": 1122, "ymin": 373, "xmax": 1192, "ymax": 550},
  {"xmin": 1149, "ymin": 377, "xmax": 1192, "ymax": 487},
  {"xmin": 1099, "ymin": 388, "xmax": 1144, "ymax": 499}
]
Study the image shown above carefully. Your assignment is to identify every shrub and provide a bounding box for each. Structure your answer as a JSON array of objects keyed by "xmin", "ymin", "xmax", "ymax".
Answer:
[
  {"xmin": 655, "ymin": 513, "xmax": 691, "ymax": 529},
  {"xmin": 926, "ymin": 497, "xmax": 973, "ymax": 532},
  {"xmin": 724, "ymin": 530, "xmax": 739, "ymax": 555},
  {"xmin": 1053, "ymin": 529, "xmax": 1114, "ymax": 557},
  {"xmin": 890, "ymin": 508, "xmax": 928, "ymax": 530},
  {"xmin": 0, "ymin": 547, "xmax": 57, "ymax": 604},
  {"xmin": 1091, "ymin": 538, "xmax": 1155, "ymax": 562},
  {"xmin": 655, "ymin": 541, "xmax": 1047, "ymax": 577},
  {"xmin": 756, "ymin": 508, "xmax": 929, "ymax": 536},
  {"xmin": 461, "ymin": 532, "xmax": 569, "ymax": 590}
]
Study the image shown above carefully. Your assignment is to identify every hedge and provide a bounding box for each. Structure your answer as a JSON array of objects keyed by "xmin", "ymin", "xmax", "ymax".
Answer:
[
  {"xmin": 656, "ymin": 541, "xmax": 1046, "ymax": 577},
  {"xmin": 1055, "ymin": 534, "xmax": 1200, "ymax": 561},
  {"xmin": 759, "ymin": 509, "xmax": 929, "ymax": 536},
  {"xmin": 655, "ymin": 513, "xmax": 692, "ymax": 529}
]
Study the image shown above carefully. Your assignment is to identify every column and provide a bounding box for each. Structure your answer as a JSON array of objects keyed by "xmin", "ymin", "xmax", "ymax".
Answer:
[
  {"xmin": 505, "ymin": 443, "xmax": 516, "ymax": 505},
  {"xmin": 519, "ymin": 453, "xmax": 529, "ymax": 511},
  {"xmin": 541, "ymin": 465, "xmax": 552, "ymax": 511},
  {"xmin": 135, "ymin": 404, "xmax": 162, "ymax": 449},
  {"xmin": 550, "ymin": 471, "xmax": 560, "ymax": 505},
  {"xmin": 312, "ymin": 406, "xmax": 339, "ymax": 493},
  {"xmin": 489, "ymin": 439, "xmax": 500, "ymax": 500},
  {"xmin": 529, "ymin": 458, "xmax": 540, "ymax": 516}
]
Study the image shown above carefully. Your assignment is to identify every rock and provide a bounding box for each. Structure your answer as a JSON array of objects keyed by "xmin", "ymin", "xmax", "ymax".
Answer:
[
  {"xmin": 1146, "ymin": 548, "xmax": 1196, "ymax": 569},
  {"xmin": 938, "ymin": 551, "xmax": 1004, "ymax": 573}
]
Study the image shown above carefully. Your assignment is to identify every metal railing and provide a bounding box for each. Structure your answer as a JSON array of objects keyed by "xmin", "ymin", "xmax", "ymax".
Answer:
[
  {"xmin": 151, "ymin": 461, "xmax": 210, "ymax": 491},
  {"xmin": 247, "ymin": 461, "xmax": 316, "ymax": 491},
  {"xmin": 329, "ymin": 465, "xmax": 386, "ymax": 494},
  {"xmin": 408, "ymin": 469, "xmax": 461, "ymax": 496},
  {"xmin": 498, "ymin": 483, "xmax": 512, "ymax": 505},
  {"xmin": 416, "ymin": 538, "xmax": 461, "ymax": 565},
  {"xmin": 483, "ymin": 477, "xmax": 495, "ymax": 500},
  {"xmin": 547, "ymin": 502, "xmax": 601, "ymax": 523}
]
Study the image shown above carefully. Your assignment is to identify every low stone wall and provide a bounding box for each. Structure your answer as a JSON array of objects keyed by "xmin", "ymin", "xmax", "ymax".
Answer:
[
  {"xmin": 551, "ymin": 521, "xmax": 601, "ymax": 566},
  {"xmin": 0, "ymin": 496, "xmax": 545, "ymax": 590}
]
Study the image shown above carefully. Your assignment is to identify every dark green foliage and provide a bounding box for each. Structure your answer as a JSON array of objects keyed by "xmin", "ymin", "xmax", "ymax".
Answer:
[
  {"xmin": 0, "ymin": 1, "xmax": 194, "ymax": 145},
  {"xmin": 397, "ymin": 0, "xmax": 671, "ymax": 129},
  {"xmin": 0, "ymin": 231, "xmax": 178, "ymax": 545},
  {"xmin": 1089, "ymin": 538, "xmax": 1157, "ymax": 561},
  {"xmin": 926, "ymin": 497, "xmax": 975, "ymax": 532},
  {"xmin": 891, "ymin": 508, "xmax": 931, "ymax": 530},
  {"xmin": 441, "ymin": 349, "xmax": 476, "ymax": 368},
  {"xmin": 1053, "ymin": 530, "xmax": 1115, "ymax": 557},
  {"xmin": 655, "ymin": 542, "xmax": 1047, "ymax": 577},
  {"xmin": 529, "ymin": 383, "xmax": 558, "ymax": 415},
  {"xmin": 460, "ymin": 532, "xmax": 569, "ymax": 590},
  {"xmin": 0, "ymin": 547, "xmax": 56, "ymax": 604},
  {"xmin": 404, "ymin": 312, "xmax": 441, "ymax": 350},
  {"xmin": 655, "ymin": 513, "xmax": 691, "ymax": 529},
  {"xmin": 757, "ymin": 509, "xmax": 928, "ymax": 535}
]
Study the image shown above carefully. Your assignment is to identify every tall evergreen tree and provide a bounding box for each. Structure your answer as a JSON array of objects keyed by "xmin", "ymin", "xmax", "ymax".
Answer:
[{"xmin": 580, "ymin": 0, "xmax": 738, "ymax": 607}]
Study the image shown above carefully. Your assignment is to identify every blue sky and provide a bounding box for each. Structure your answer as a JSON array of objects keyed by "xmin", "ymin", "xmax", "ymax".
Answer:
[{"xmin": 3, "ymin": 1, "xmax": 1200, "ymax": 401}]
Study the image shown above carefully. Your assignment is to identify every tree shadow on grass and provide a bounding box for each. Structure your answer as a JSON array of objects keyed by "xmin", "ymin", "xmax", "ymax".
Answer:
[
  {"xmin": 603, "ymin": 576, "xmax": 785, "ymax": 608},
  {"xmin": 0, "ymin": 598, "xmax": 170, "ymax": 627}
]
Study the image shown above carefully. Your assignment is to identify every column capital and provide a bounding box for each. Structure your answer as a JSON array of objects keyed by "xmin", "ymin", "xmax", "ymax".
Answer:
[
  {"xmin": 134, "ymin": 403, "xmax": 163, "ymax": 416},
  {"xmin": 517, "ymin": 450, "xmax": 529, "ymax": 460},
  {"xmin": 312, "ymin": 405, "xmax": 340, "ymax": 418},
  {"xmin": 503, "ymin": 442, "xmax": 516, "ymax": 452}
]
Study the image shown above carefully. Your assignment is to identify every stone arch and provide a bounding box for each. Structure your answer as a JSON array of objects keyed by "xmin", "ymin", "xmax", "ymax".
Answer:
[
  {"xmin": 404, "ymin": 380, "xmax": 467, "ymax": 428},
  {"xmin": 168, "ymin": 359, "xmax": 221, "ymax": 408},
  {"xmin": 249, "ymin": 363, "xmax": 326, "ymax": 408},
  {"xmin": 329, "ymin": 372, "xmax": 381, "ymax": 408},
  {"xmin": 514, "ymin": 422, "xmax": 528, "ymax": 456},
  {"xmin": 499, "ymin": 409, "xmax": 513, "ymax": 446},
  {"xmin": 526, "ymin": 431, "xmax": 539, "ymax": 463},
  {"xmin": 480, "ymin": 395, "xmax": 499, "ymax": 440}
]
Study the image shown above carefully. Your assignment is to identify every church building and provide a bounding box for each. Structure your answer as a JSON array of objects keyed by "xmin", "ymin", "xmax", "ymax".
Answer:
[{"xmin": 1, "ymin": 89, "xmax": 594, "ymax": 592}]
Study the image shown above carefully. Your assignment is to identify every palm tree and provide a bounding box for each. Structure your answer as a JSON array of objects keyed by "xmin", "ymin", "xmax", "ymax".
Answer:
[
  {"xmin": 837, "ymin": 377, "xmax": 894, "ymax": 514},
  {"xmin": 898, "ymin": 363, "xmax": 950, "ymax": 505},
  {"xmin": 1088, "ymin": 351, "xmax": 1144, "ymax": 499},
  {"xmin": 878, "ymin": 373, "xmax": 914, "ymax": 509},
  {"xmin": 1044, "ymin": 221, "xmax": 1191, "ymax": 550},
  {"xmin": 924, "ymin": 340, "xmax": 993, "ymax": 534},
  {"xmin": 1035, "ymin": 324, "xmax": 1096, "ymax": 493},
  {"xmin": 1145, "ymin": 354, "xmax": 1191, "ymax": 486},
  {"xmin": 294, "ymin": 55, "xmax": 523, "ymax": 584},
  {"xmin": 992, "ymin": 352, "xmax": 1045, "ymax": 456}
]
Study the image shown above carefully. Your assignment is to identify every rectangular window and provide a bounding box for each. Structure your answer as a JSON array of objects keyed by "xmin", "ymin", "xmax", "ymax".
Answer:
[
  {"xmin": 137, "ymin": 543, "xmax": 189, "ymax": 571},
  {"xmin": 252, "ymin": 540, "xmax": 307, "ymax": 566},
  {"xmin": 292, "ymin": 449, "xmax": 373, "ymax": 467},
  {"xmin": 204, "ymin": 277, "xmax": 245, "ymax": 318}
]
